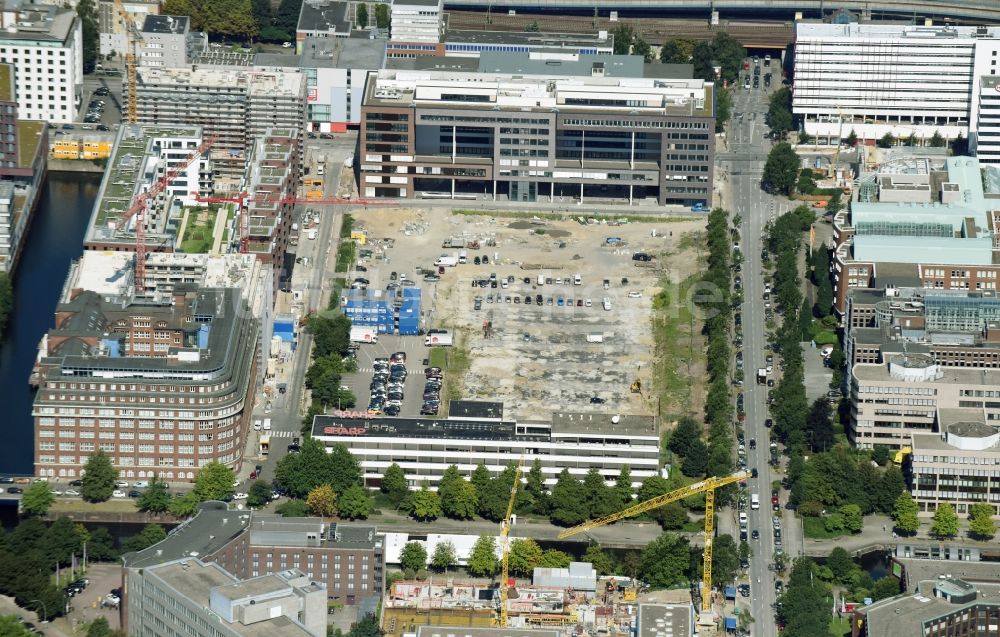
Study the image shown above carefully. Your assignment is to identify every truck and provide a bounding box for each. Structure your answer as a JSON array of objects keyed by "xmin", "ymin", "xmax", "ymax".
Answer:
[
  {"xmin": 757, "ymin": 368, "xmax": 767, "ymax": 385},
  {"xmin": 424, "ymin": 330, "xmax": 454, "ymax": 346},
  {"xmin": 586, "ymin": 332, "xmax": 604, "ymax": 343},
  {"xmin": 434, "ymin": 254, "xmax": 458, "ymax": 267},
  {"xmin": 751, "ymin": 493, "xmax": 760, "ymax": 510},
  {"xmin": 602, "ymin": 297, "xmax": 612, "ymax": 311},
  {"xmin": 307, "ymin": 229, "xmax": 317, "ymax": 240},
  {"xmin": 443, "ymin": 237, "xmax": 467, "ymax": 249},
  {"xmin": 349, "ymin": 326, "xmax": 379, "ymax": 343},
  {"xmin": 316, "ymin": 153, "xmax": 326, "ymax": 165}
]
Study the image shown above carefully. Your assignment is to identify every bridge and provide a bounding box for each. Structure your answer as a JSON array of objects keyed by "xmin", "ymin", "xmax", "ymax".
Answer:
[{"xmin": 444, "ymin": 0, "xmax": 1000, "ymax": 24}]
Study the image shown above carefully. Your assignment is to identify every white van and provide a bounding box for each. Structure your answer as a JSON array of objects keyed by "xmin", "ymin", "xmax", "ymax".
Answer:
[
  {"xmin": 537, "ymin": 274, "xmax": 545, "ymax": 286},
  {"xmin": 574, "ymin": 274, "xmax": 582, "ymax": 285},
  {"xmin": 751, "ymin": 493, "xmax": 760, "ymax": 510}
]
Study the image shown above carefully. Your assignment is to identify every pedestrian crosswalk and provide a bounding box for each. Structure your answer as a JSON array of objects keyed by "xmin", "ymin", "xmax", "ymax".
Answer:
[
  {"xmin": 357, "ymin": 367, "xmax": 432, "ymax": 375},
  {"xmin": 265, "ymin": 430, "xmax": 298, "ymax": 438}
]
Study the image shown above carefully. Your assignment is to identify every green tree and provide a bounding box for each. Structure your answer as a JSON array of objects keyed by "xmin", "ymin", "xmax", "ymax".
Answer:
[
  {"xmin": 681, "ymin": 439, "xmax": 709, "ymax": 476},
  {"xmin": 845, "ymin": 129, "xmax": 859, "ymax": 147},
  {"xmin": 251, "ymin": 0, "xmax": 273, "ymax": 32},
  {"xmin": 247, "ymin": 480, "xmax": 273, "ymax": 508},
  {"xmin": 275, "ymin": 439, "xmax": 360, "ymax": 498},
  {"xmin": 633, "ymin": 37, "xmax": 653, "ymax": 63},
  {"xmin": 0, "ymin": 272, "xmax": 11, "ymax": 340},
  {"xmin": 136, "ymin": 475, "xmax": 170, "ymax": 513},
  {"xmin": 763, "ymin": 142, "xmax": 800, "ymax": 195},
  {"xmin": 582, "ymin": 545, "xmax": 614, "ymax": 576},
  {"xmin": 508, "ymin": 538, "xmax": 543, "ymax": 576},
  {"xmin": 524, "ymin": 459, "xmax": 549, "ymax": 514},
  {"xmin": 430, "ymin": 540, "xmax": 457, "ymax": 572},
  {"xmin": 929, "ymin": 130, "xmax": 946, "ymax": 148},
  {"xmin": 660, "ymin": 37, "xmax": 694, "ymax": 63},
  {"xmin": 968, "ymin": 502, "xmax": 996, "ymax": 540},
  {"xmin": 307, "ymin": 484, "xmax": 337, "ymax": 517},
  {"xmin": 549, "ymin": 469, "xmax": 588, "ymax": 527},
  {"xmin": 305, "ymin": 355, "xmax": 346, "ymax": 406},
  {"xmin": 76, "ymin": 0, "xmax": 99, "ymax": 73},
  {"xmin": 86, "ymin": 617, "xmax": 112, "ymax": 637},
  {"xmin": 715, "ymin": 86, "xmax": 733, "ymax": 133},
  {"xmin": 805, "ymin": 399, "xmax": 834, "ymax": 452},
  {"xmin": 840, "ymin": 504, "xmax": 864, "ymax": 534},
  {"xmin": 81, "ymin": 451, "xmax": 117, "ymax": 503},
  {"xmin": 877, "ymin": 465, "xmax": 906, "ymax": 514},
  {"xmin": 44, "ymin": 516, "xmax": 83, "ymax": 566},
  {"xmin": 738, "ymin": 540, "xmax": 751, "ymax": 563},
  {"xmin": 442, "ymin": 479, "xmax": 478, "ymax": 520},
  {"xmin": 691, "ymin": 41, "xmax": 715, "ymax": 81},
  {"xmin": 931, "ymin": 503, "xmax": 959, "ymax": 539},
  {"xmin": 276, "ymin": 499, "xmax": 310, "ymax": 517},
  {"xmin": 338, "ymin": 485, "xmax": 373, "ymax": 519},
  {"xmin": 872, "ymin": 575, "xmax": 901, "ymax": 601},
  {"xmin": 827, "ymin": 547, "xmax": 854, "ymax": 584},
  {"xmin": 639, "ymin": 533, "xmax": 691, "ymax": 588},
  {"xmin": 356, "ymin": 3, "xmax": 369, "ymax": 28},
  {"xmin": 467, "ymin": 534, "xmax": 498, "ymax": 578},
  {"xmin": 614, "ymin": 465, "xmax": 633, "ymax": 508},
  {"xmin": 168, "ymin": 492, "xmax": 200, "ymax": 517},
  {"xmin": 711, "ymin": 534, "xmax": 740, "ymax": 586},
  {"xmin": 877, "ymin": 133, "xmax": 895, "ymax": 149},
  {"xmin": 766, "ymin": 86, "xmax": 794, "ymax": 135},
  {"xmin": 400, "ymin": 541, "xmax": 427, "ymax": 573},
  {"xmin": 374, "ymin": 3, "xmax": 389, "ymax": 30},
  {"xmin": 409, "ymin": 486, "xmax": 442, "ymax": 521},
  {"xmin": 525, "ymin": 20, "xmax": 540, "ymax": 32},
  {"xmin": 710, "ymin": 32, "xmax": 746, "ymax": 83},
  {"xmin": 612, "ymin": 25, "xmax": 633, "ymax": 55},
  {"xmin": 668, "ymin": 417, "xmax": 701, "ymax": 458},
  {"xmin": 122, "ymin": 523, "xmax": 167, "ymax": 553},
  {"xmin": 892, "ymin": 492, "xmax": 920, "ymax": 535},
  {"xmin": 539, "ymin": 549, "xmax": 573, "ymax": 568},
  {"xmin": 21, "ymin": 481, "xmax": 54, "ymax": 517},
  {"xmin": 193, "ymin": 462, "xmax": 235, "ymax": 502},
  {"xmin": 86, "ymin": 526, "xmax": 119, "ymax": 562},
  {"xmin": 0, "ymin": 615, "xmax": 34, "ymax": 637},
  {"xmin": 381, "ymin": 463, "xmax": 409, "ymax": 504}
]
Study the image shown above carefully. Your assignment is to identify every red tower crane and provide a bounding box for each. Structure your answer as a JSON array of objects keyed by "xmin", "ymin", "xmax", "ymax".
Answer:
[
  {"xmin": 118, "ymin": 135, "xmax": 216, "ymax": 289},
  {"xmin": 192, "ymin": 193, "xmax": 397, "ymax": 254}
]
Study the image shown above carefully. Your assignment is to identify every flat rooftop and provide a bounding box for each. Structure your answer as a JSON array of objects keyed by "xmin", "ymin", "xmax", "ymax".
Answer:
[
  {"xmin": 445, "ymin": 29, "xmax": 611, "ymax": 48},
  {"xmin": 313, "ymin": 415, "xmax": 528, "ymax": 442},
  {"xmin": 298, "ymin": 0, "xmax": 351, "ymax": 34},
  {"xmin": 858, "ymin": 579, "xmax": 1000, "ymax": 637},
  {"xmin": 73, "ymin": 250, "xmax": 135, "ymax": 296},
  {"xmin": 852, "ymin": 361, "xmax": 1000, "ymax": 386},
  {"xmin": 137, "ymin": 66, "xmax": 304, "ymax": 97},
  {"xmin": 142, "ymin": 14, "xmax": 188, "ymax": 34},
  {"xmin": 301, "ymin": 37, "xmax": 386, "ymax": 70},
  {"xmin": 124, "ymin": 503, "xmax": 251, "ymax": 568},
  {"xmin": 417, "ymin": 628, "xmax": 558, "ymax": 637},
  {"xmin": 0, "ymin": 64, "xmax": 12, "ymax": 102},
  {"xmin": 0, "ymin": 5, "xmax": 76, "ymax": 43},
  {"xmin": 550, "ymin": 412, "xmax": 658, "ymax": 438},
  {"xmin": 796, "ymin": 21, "xmax": 1000, "ymax": 39},
  {"xmin": 448, "ymin": 400, "xmax": 503, "ymax": 420},
  {"xmin": 637, "ymin": 604, "xmax": 692, "ymax": 637},
  {"xmin": 249, "ymin": 515, "xmax": 379, "ymax": 550},
  {"xmin": 17, "ymin": 120, "xmax": 44, "ymax": 169}
]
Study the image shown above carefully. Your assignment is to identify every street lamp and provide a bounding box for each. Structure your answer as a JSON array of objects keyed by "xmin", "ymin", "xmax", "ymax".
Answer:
[{"xmin": 27, "ymin": 599, "xmax": 47, "ymax": 622}]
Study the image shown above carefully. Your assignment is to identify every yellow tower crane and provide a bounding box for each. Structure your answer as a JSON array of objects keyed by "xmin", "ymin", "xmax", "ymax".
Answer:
[
  {"xmin": 112, "ymin": 0, "xmax": 140, "ymax": 123},
  {"xmin": 495, "ymin": 457, "xmax": 525, "ymax": 628},
  {"xmin": 557, "ymin": 470, "xmax": 749, "ymax": 614}
]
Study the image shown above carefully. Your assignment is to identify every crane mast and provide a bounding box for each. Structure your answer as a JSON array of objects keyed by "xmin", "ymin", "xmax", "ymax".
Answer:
[
  {"xmin": 112, "ymin": 0, "xmax": 139, "ymax": 123},
  {"xmin": 496, "ymin": 458, "xmax": 524, "ymax": 628}
]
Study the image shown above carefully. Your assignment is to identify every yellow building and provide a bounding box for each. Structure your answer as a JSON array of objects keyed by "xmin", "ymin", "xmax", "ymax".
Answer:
[
  {"xmin": 50, "ymin": 135, "xmax": 114, "ymax": 160},
  {"xmin": 51, "ymin": 139, "xmax": 80, "ymax": 160}
]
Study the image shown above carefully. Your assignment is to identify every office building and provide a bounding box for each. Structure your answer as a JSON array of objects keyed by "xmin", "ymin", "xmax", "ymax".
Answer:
[
  {"xmin": 910, "ymin": 421, "xmax": 1000, "ymax": 517},
  {"xmin": 0, "ymin": 63, "xmax": 48, "ymax": 274},
  {"xmin": 851, "ymin": 579, "xmax": 1000, "ymax": 637},
  {"xmin": 831, "ymin": 156, "xmax": 1000, "ymax": 316},
  {"xmin": 387, "ymin": 29, "xmax": 614, "ymax": 60},
  {"xmin": 98, "ymin": 0, "xmax": 159, "ymax": 58},
  {"xmin": 138, "ymin": 14, "xmax": 206, "ymax": 68},
  {"xmin": 390, "ymin": 0, "xmax": 443, "ymax": 44},
  {"xmin": 31, "ymin": 284, "xmax": 259, "ymax": 480},
  {"xmin": 296, "ymin": 0, "xmax": 351, "ymax": 49},
  {"xmin": 793, "ymin": 21, "xmax": 1000, "ymax": 145},
  {"xmin": 849, "ymin": 353, "xmax": 1000, "ymax": 450},
  {"xmin": 359, "ymin": 64, "xmax": 714, "ymax": 205},
  {"xmin": 0, "ymin": 0, "xmax": 83, "ymax": 123},
  {"xmin": 82, "ymin": 124, "xmax": 214, "ymax": 254},
  {"xmin": 135, "ymin": 66, "xmax": 306, "ymax": 179},
  {"xmin": 123, "ymin": 558, "xmax": 326, "ymax": 637},
  {"xmin": 973, "ymin": 76, "xmax": 1000, "ymax": 166},
  {"xmin": 311, "ymin": 408, "xmax": 660, "ymax": 488}
]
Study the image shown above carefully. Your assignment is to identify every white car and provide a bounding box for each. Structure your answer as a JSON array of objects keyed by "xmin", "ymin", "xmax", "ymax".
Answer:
[
  {"xmin": 585, "ymin": 298, "xmax": 592, "ymax": 307},
  {"xmin": 233, "ymin": 492, "xmax": 248, "ymax": 500},
  {"xmin": 232, "ymin": 480, "xmax": 241, "ymax": 488},
  {"xmin": 282, "ymin": 42, "xmax": 293, "ymax": 48},
  {"xmin": 51, "ymin": 490, "xmax": 64, "ymax": 496},
  {"xmin": 115, "ymin": 480, "xmax": 129, "ymax": 488},
  {"xmin": 132, "ymin": 481, "xmax": 149, "ymax": 488},
  {"xmin": 627, "ymin": 291, "xmax": 642, "ymax": 298},
  {"xmin": 64, "ymin": 489, "xmax": 80, "ymax": 496},
  {"xmin": 112, "ymin": 490, "xmax": 127, "ymax": 498}
]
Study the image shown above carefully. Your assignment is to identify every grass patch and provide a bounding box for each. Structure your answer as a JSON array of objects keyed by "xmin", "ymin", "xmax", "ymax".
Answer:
[
  {"xmin": 651, "ymin": 272, "xmax": 702, "ymax": 417},
  {"xmin": 334, "ymin": 240, "xmax": 357, "ymax": 273},
  {"xmin": 803, "ymin": 516, "xmax": 851, "ymax": 539},
  {"xmin": 179, "ymin": 207, "xmax": 219, "ymax": 254},
  {"xmin": 428, "ymin": 339, "xmax": 471, "ymax": 413},
  {"xmin": 329, "ymin": 277, "xmax": 347, "ymax": 310},
  {"xmin": 340, "ymin": 214, "xmax": 355, "ymax": 239},
  {"xmin": 829, "ymin": 616, "xmax": 850, "ymax": 637},
  {"xmin": 453, "ymin": 209, "xmax": 698, "ymax": 224}
]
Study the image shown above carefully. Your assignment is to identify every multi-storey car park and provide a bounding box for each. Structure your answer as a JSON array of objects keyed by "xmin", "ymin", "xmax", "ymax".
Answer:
[{"xmin": 359, "ymin": 60, "xmax": 715, "ymax": 206}]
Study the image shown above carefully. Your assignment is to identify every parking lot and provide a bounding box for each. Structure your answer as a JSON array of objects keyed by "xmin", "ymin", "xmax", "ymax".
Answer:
[
  {"xmin": 344, "ymin": 334, "xmax": 431, "ymax": 418},
  {"xmin": 343, "ymin": 208, "xmax": 704, "ymax": 420}
]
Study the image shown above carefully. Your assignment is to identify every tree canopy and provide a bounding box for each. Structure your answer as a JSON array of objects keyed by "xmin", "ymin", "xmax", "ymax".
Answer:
[
  {"xmin": 400, "ymin": 541, "xmax": 428, "ymax": 573},
  {"xmin": 467, "ymin": 535, "xmax": 498, "ymax": 578},
  {"xmin": 639, "ymin": 533, "xmax": 691, "ymax": 588},
  {"xmin": 137, "ymin": 475, "xmax": 171, "ymax": 513},
  {"xmin": 81, "ymin": 451, "xmax": 118, "ymax": 503},
  {"xmin": 762, "ymin": 143, "xmax": 800, "ymax": 195},
  {"xmin": 21, "ymin": 482, "xmax": 54, "ymax": 517},
  {"xmin": 192, "ymin": 462, "xmax": 236, "ymax": 502},
  {"xmin": 275, "ymin": 440, "xmax": 361, "ymax": 498},
  {"xmin": 163, "ymin": 0, "xmax": 259, "ymax": 39}
]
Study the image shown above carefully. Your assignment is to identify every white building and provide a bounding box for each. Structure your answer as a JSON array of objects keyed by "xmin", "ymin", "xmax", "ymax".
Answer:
[
  {"xmin": 793, "ymin": 21, "xmax": 1000, "ymax": 145},
  {"xmin": 390, "ymin": 0, "xmax": 443, "ymax": 44},
  {"xmin": 311, "ymin": 407, "xmax": 661, "ymax": 488},
  {"xmin": 973, "ymin": 76, "xmax": 1000, "ymax": 166},
  {"xmin": 0, "ymin": 1, "xmax": 83, "ymax": 123}
]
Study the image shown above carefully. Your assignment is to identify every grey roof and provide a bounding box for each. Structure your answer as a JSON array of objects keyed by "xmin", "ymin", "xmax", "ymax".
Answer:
[
  {"xmin": 254, "ymin": 53, "xmax": 303, "ymax": 68},
  {"xmin": 448, "ymin": 400, "xmax": 503, "ymax": 420},
  {"xmin": 637, "ymin": 604, "xmax": 692, "ymax": 637},
  {"xmin": 142, "ymin": 14, "xmax": 188, "ymax": 34},
  {"xmin": 549, "ymin": 412, "xmax": 658, "ymax": 437},
  {"xmin": 124, "ymin": 502, "xmax": 252, "ymax": 568},
  {"xmin": 212, "ymin": 573, "xmax": 291, "ymax": 600},
  {"xmin": 249, "ymin": 515, "xmax": 379, "ymax": 550},
  {"xmin": 643, "ymin": 63, "xmax": 694, "ymax": 79},
  {"xmin": 394, "ymin": 0, "xmax": 440, "ymax": 6},
  {"xmin": 386, "ymin": 56, "xmax": 478, "ymax": 72},
  {"xmin": 858, "ymin": 580, "xmax": 1000, "ymax": 637},
  {"xmin": 444, "ymin": 29, "xmax": 613, "ymax": 49},
  {"xmin": 298, "ymin": 0, "xmax": 351, "ymax": 35},
  {"xmin": 416, "ymin": 629, "xmax": 558, "ymax": 637},
  {"xmin": 300, "ymin": 37, "xmax": 385, "ymax": 70},
  {"xmin": 477, "ymin": 53, "xmax": 646, "ymax": 78}
]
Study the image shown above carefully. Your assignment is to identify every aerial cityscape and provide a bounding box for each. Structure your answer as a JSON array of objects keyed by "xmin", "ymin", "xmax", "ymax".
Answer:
[{"xmin": 0, "ymin": 1, "xmax": 999, "ymax": 637}]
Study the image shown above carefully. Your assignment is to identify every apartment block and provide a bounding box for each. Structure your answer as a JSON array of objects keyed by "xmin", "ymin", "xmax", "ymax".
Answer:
[
  {"xmin": 139, "ymin": 14, "xmax": 205, "ymax": 68},
  {"xmin": 296, "ymin": 0, "xmax": 351, "ymax": 50},
  {"xmin": 98, "ymin": 0, "xmax": 159, "ymax": 58},
  {"xmin": 850, "ymin": 354, "xmax": 1000, "ymax": 450},
  {"xmin": 134, "ymin": 67, "xmax": 305, "ymax": 179},
  {"xmin": 390, "ymin": 0, "xmax": 443, "ymax": 44},
  {"xmin": 82, "ymin": 124, "xmax": 214, "ymax": 254},
  {"xmin": 0, "ymin": 0, "xmax": 82, "ymax": 123},
  {"xmin": 359, "ymin": 61, "xmax": 714, "ymax": 206},
  {"xmin": 124, "ymin": 558, "xmax": 325, "ymax": 637},
  {"xmin": 911, "ymin": 421, "xmax": 1000, "ymax": 516},
  {"xmin": 31, "ymin": 285, "xmax": 259, "ymax": 480},
  {"xmin": 241, "ymin": 127, "xmax": 300, "ymax": 277},
  {"xmin": 831, "ymin": 156, "xmax": 1000, "ymax": 316},
  {"xmin": 311, "ymin": 407, "xmax": 660, "ymax": 488},
  {"xmin": 793, "ymin": 21, "xmax": 1000, "ymax": 144}
]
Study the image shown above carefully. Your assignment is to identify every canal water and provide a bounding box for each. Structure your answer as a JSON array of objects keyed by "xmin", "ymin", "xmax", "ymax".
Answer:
[{"xmin": 0, "ymin": 173, "xmax": 99, "ymax": 477}]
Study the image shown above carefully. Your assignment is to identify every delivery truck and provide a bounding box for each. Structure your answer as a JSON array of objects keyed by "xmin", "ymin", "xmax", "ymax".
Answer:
[
  {"xmin": 349, "ymin": 326, "xmax": 379, "ymax": 343},
  {"xmin": 757, "ymin": 368, "xmax": 767, "ymax": 385},
  {"xmin": 424, "ymin": 330, "xmax": 454, "ymax": 346},
  {"xmin": 434, "ymin": 254, "xmax": 458, "ymax": 267}
]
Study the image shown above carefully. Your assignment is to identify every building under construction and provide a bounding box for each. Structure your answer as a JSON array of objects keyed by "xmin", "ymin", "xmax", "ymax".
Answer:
[{"xmin": 382, "ymin": 578, "xmax": 692, "ymax": 637}]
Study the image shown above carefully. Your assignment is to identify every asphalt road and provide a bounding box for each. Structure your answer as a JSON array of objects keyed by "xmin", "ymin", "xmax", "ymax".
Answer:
[{"xmin": 722, "ymin": 59, "xmax": 790, "ymax": 637}]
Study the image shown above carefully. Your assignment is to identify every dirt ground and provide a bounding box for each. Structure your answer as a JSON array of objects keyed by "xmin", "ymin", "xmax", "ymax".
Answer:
[{"xmin": 352, "ymin": 208, "xmax": 706, "ymax": 420}]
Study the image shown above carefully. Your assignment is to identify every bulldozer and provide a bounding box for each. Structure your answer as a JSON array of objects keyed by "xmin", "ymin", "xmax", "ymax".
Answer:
[{"xmin": 630, "ymin": 379, "xmax": 642, "ymax": 394}]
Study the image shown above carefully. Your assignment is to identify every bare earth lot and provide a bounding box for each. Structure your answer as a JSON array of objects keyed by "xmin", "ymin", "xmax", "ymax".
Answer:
[{"xmin": 350, "ymin": 208, "xmax": 705, "ymax": 420}]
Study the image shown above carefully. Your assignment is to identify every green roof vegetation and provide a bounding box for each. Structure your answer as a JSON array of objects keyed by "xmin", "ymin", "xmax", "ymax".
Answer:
[
  {"xmin": 16, "ymin": 120, "xmax": 43, "ymax": 169},
  {"xmin": 179, "ymin": 207, "xmax": 217, "ymax": 254},
  {"xmin": 0, "ymin": 64, "xmax": 12, "ymax": 102}
]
